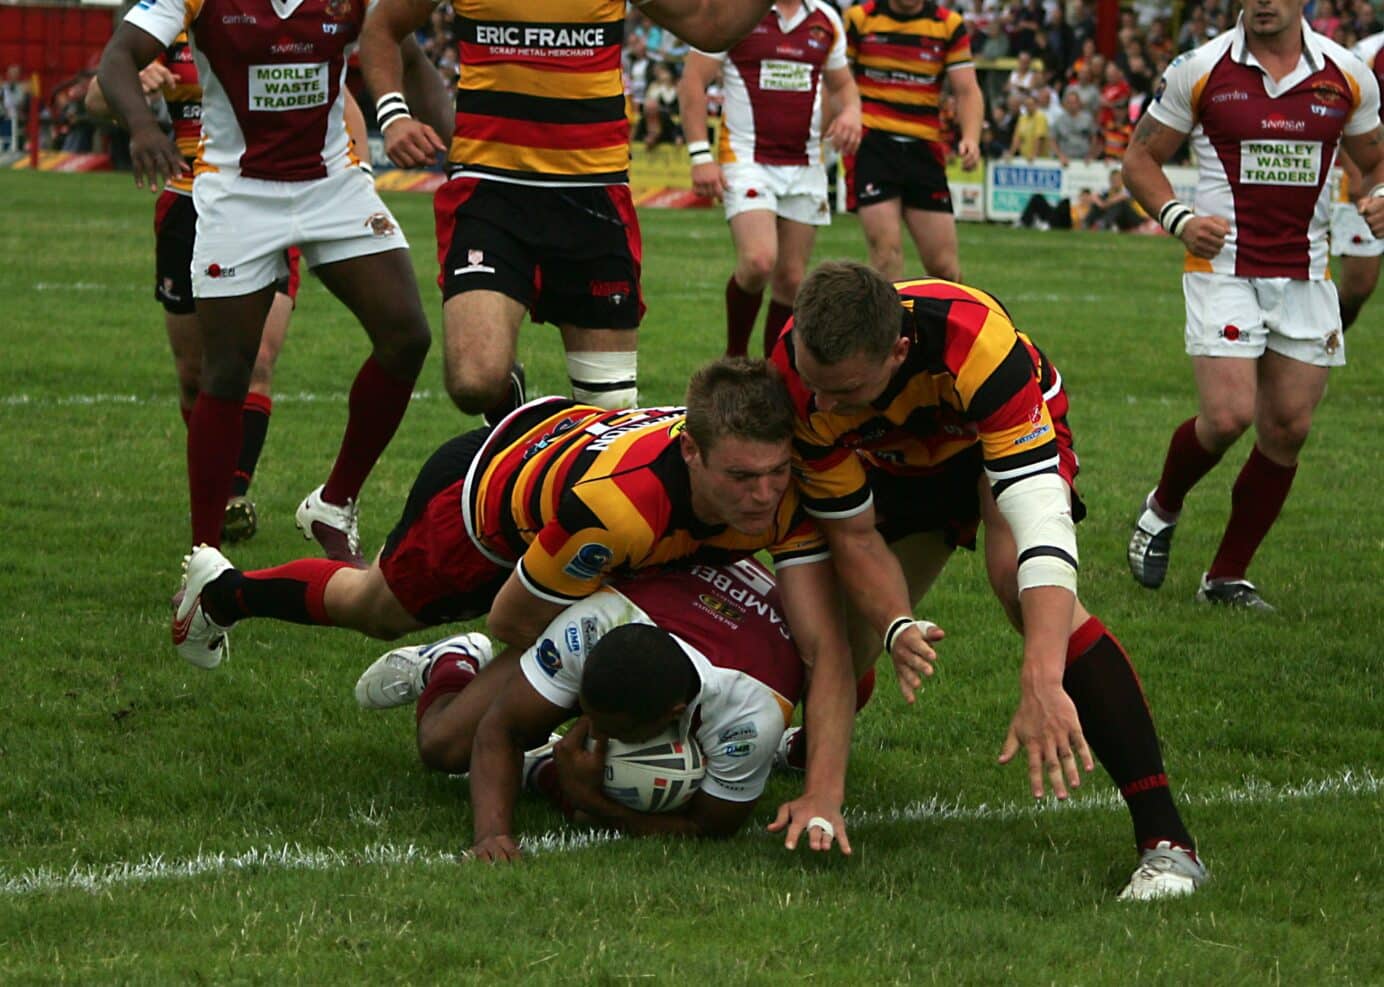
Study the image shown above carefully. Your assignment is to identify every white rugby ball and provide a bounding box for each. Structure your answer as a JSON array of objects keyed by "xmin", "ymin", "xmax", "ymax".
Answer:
[{"xmin": 601, "ymin": 729, "xmax": 706, "ymax": 813}]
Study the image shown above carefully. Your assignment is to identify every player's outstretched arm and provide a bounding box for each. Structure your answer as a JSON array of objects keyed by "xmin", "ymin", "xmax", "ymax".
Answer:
[
  {"xmin": 554, "ymin": 719, "xmax": 756, "ymax": 838},
  {"xmin": 468, "ymin": 675, "xmax": 571, "ymax": 863},
  {"xmin": 96, "ymin": 23, "xmax": 185, "ymax": 191},
  {"xmin": 359, "ymin": 0, "xmax": 447, "ymax": 167},
  {"xmin": 769, "ymin": 558, "xmax": 854, "ymax": 855},
  {"xmin": 636, "ymin": 0, "xmax": 774, "ymax": 53}
]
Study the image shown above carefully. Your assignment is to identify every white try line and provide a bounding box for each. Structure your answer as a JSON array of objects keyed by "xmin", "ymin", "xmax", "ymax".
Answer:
[
  {"xmin": 2, "ymin": 768, "xmax": 1377, "ymax": 898},
  {"xmin": 1, "ymin": 389, "xmax": 445, "ymax": 410}
]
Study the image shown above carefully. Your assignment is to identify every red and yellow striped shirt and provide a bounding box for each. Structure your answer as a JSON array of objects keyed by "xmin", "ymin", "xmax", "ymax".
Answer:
[{"xmin": 449, "ymin": 0, "xmax": 630, "ymax": 184}]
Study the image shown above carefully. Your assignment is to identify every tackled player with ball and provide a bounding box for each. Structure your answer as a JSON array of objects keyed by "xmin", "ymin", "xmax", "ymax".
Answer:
[{"xmin": 355, "ymin": 558, "xmax": 807, "ymax": 862}]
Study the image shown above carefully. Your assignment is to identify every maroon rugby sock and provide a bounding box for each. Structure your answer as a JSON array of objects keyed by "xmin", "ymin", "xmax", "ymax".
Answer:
[
  {"xmin": 725, "ymin": 275, "xmax": 764, "ymax": 358},
  {"xmin": 187, "ymin": 393, "xmax": 243, "ymax": 547},
  {"xmin": 1207, "ymin": 445, "xmax": 1296, "ymax": 582},
  {"xmin": 322, "ymin": 356, "xmax": 415, "ymax": 507},
  {"xmin": 232, "ymin": 393, "xmax": 272, "ymax": 497},
  {"xmin": 415, "ymin": 654, "xmax": 480, "ymax": 725},
  {"xmin": 763, "ymin": 299, "xmax": 794, "ymax": 358},
  {"xmin": 1153, "ymin": 417, "xmax": 1223, "ymax": 515},
  {"xmin": 1062, "ymin": 617, "xmax": 1194, "ymax": 852},
  {"xmin": 200, "ymin": 558, "xmax": 351, "ymax": 626}
]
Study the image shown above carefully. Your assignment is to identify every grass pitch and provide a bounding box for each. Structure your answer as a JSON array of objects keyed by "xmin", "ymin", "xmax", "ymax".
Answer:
[{"xmin": 1, "ymin": 171, "xmax": 1381, "ymax": 984}]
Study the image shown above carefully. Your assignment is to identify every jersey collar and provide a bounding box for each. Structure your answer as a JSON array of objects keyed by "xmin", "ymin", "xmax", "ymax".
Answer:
[{"xmin": 1229, "ymin": 15, "xmax": 1325, "ymax": 75}]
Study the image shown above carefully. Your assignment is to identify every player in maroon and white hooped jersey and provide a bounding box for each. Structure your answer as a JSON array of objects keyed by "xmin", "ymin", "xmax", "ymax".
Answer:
[
  {"xmin": 678, "ymin": 0, "xmax": 861, "ymax": 360},
  {"xmin": 96, "ymin": 0, "xmax": 444, "ymax": 569},
  {"xmin": 1122, "ymin": 0, "xmax": 1384, "ymax": 610},
  {"xmin": 1331, "ymin": 30, "xmax": 1384, "ymax": 330},
  {"xmin": 353, "ymin": 558, "xmax": 806, "ymax": 861}
]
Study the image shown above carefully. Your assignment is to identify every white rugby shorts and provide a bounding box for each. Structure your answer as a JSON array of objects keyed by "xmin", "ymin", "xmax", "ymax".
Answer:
[
  {"xmin": 1328, "ymin": 201, "xmax": 1384, "ymax": 258},
  {"xmin": 1182, "ymin": 272, "xmax": 1344, "ymax": 367},
  {"xmin": 722, "ymin": 161, "xmax": 832, "ymax": 227},
  {"xmin": 191, "ymin": 165, "xmax": 407, "ymax": 298}
]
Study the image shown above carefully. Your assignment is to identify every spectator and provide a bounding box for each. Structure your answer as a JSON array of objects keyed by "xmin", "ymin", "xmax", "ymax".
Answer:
[
  {"xmin": 1177, "ymin": 5, "xmax": 1209, "ymax": 51},
  {"xmin": 1051, "ymin": 85, "xmax": 1098, "ymax": 165},
  {"xmin": 1312, "ymin": 0, "xmax": 1343, "ymax": 36},
  {"xmin": 1008, "ymin": 93, "xmax": 1050, "ymax": 160},
  {"xmin": 643, "ymin": 61, "xmax": 682, "ymax": 150},
  {"xmin": 1070, "ymin": 0, "xmax": 1097, "ymax": 48},
  {"xmin": 625, "ymin": 32, "xmax": 653, "ymax": 127},
  {"xmin": 982, "ymin": 97, "xmax": 1019, "ymax": 158},
  {"xmin": 1045, "ymin": 3, "xmax": 1076, "ymax": 78},
  {"xmin": 1083, "ymin": 168, "xmax": 1143, "ymax": 230},
  {"xmin": 1069, "ymin": 58, "xmax": 1101, "ymax": 114},
  {"xmin": 1009, "ymin": 0, "xmax": 1044, "ymax": 54},
  {"xmin": 1, "ymin": 64, "xmax": 28, "ymax": 151},
  {"xmin": 1005, "ymin": 49, "xmax": 1039, "ymax": 100},
  {"xmin": 1098, "ymin": 61, "xmax": 1132, "ymax": 158},
  {"xmin": 980, "ymin": 15, "xmax": 1012, "ymax": 58}
]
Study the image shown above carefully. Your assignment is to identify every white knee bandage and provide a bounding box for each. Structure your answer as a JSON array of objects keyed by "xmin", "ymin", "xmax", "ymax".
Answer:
[
  {"xmin": 995, "ymin": 472, "xmax": 1079, "ymax": 594},
  {"xmin": 567, "ymin": 350, "xmax": 638, "ymax": 410}
]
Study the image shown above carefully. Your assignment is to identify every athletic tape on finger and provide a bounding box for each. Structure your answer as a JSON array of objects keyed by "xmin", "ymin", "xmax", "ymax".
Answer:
[{"xmin": 806, "ymin": 815, "xmax": 835, "ymax": 841}]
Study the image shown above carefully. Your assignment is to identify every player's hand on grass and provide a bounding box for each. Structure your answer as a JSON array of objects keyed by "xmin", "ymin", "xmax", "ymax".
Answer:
[
  {"xmin": 769, "ymin": 793, "xmax": 852, "ymax": 856},
  {"xmin": 467, "ymin": 833, "xmax": 523, "ymax": 864},
  {"xmin": 691, "ymin": 161, "xmax": 727, "ymax": 201},
  {"xmin": 888, "ymin": 619, "xmax": 945, "ymax": 704},
  {"xmin": 553, "ymin": 716, "xmax": 609, "ymax": 814},
  {"xmin": 383, "ymin": 117, "xmax": 446, "ymax": 169},
  {"xmin": 128, "ymin": 122, "xmax": 188, "ymax": 192},
  {"xmin": 998, "ymin": 681, "xmax": 1093, "ymax": 800},
  {"xmin": 1179, "ymin": 214, "xmax": 1229, "ymax": 259}
]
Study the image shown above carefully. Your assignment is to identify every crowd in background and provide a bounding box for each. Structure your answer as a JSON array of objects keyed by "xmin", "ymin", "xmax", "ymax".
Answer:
[{"xmin": 6, "ymin": 0, "xmax": 1383, "ymax": 163}]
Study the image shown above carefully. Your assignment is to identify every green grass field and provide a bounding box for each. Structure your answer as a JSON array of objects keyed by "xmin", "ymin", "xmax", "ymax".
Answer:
[{"xmin": 1, "ymin": 170, "xmax": 1380, "ymax": 984}]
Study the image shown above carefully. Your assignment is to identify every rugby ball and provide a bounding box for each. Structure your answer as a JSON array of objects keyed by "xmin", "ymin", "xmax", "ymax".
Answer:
[{"xmin": 601, "ymin": 729, "xmax": 706, "ymax": 813}]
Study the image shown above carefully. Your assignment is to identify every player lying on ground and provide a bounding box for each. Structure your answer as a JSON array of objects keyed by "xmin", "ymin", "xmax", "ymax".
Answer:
[{"xmin": 356, "ymin": 559, "xmax": 807, "ymax": 862}]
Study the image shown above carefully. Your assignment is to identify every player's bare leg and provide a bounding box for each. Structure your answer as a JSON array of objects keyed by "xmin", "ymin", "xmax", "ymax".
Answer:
[
  {"xmin": 767, "ymin": 216, "xmax": 817, "ymax": 355},
  {"xmin": 443, "ymin": 288, "xmax": 527, "ymax": 415},
  {"xmin": 903, "ymin": 207, "xmax": 962, "ymax": 283},
  {"xmin": 1337, "ymin": 254, "xmax": 1380, "ymax": 331},
  {"xmin": 857, "ymin": 198, "xmax": 906, "ymax": 280},
  {"xmin": 1191, "ymin": 354, "xmax": 1258, "ymax": 454},
  {"xmin": 165, "ymin": 311, "xmax": 203, "ymax": 417},
  {"xmin": 725, "ymin": 208, "xmax": 777, "ymax": 356}
]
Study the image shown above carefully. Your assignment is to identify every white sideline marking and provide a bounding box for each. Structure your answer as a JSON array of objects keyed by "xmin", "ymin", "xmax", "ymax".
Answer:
[
  {"xmin": 1, "ymin": 389, "xmax": 443, "ymax": 409},
  {"xmin": 2, "ymin": 768, "xmax": 1377, "ymax": 897}
]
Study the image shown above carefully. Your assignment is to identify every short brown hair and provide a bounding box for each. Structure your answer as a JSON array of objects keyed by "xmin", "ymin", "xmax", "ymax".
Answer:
[
  {"xmin": 684, "ymin": 357, "xmax": 794, "ymax": 455},
  {"xmin": 792, "ymin": 260, "xmax": 901, "ymax": 363}
]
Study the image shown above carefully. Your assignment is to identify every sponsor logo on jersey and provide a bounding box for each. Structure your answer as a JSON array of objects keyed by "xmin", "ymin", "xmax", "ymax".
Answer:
[
  {"xmin": 248, "ymin": 62, "xmax": 329, "ymax": 111},
  {"xmin": 581, "ymin": 616, "xmax": 601, "ymax": 651},
  {"xmin": 698, "ymin": 593, "xmax": 745, "ymax": 623},
  {"xmin": 1012, "ymin": 424, "xmax": 1050, "ymax": 446},
  {"xmin": 722, "ymin": 741, "xmax": 755, "ymax": 758},
  {"xmin": 807, "ymin": 24, "xmax": 831, "ymax": 49},
  {"xmin": 1261, "ymin": 116, "xmax": 1307, "ymax": 133},
  {"xmin": 1310, "ymin": 104, "xmax": 1346, "ymax": 118},
  {"xmin": 323, "ymin": 23, "xmax": 345, "ymax": 34},
  {"xmin": 564, "ymin": 542, "xmax": 614, "ymax": 580},
  {"xmin": 473, "ymin": 23, "xmax": 613, "ymax": 50},
  {"xmin": 271, "ymin": 40, "xmax": 316, "ymax": 55},
  {"xmin": 719, "ymin": 722, "xmax": 759, "ymax": 743},
  {"xmin": 1240, "ymin": 140, "xmax": 1321, "ymax": 185},
  {"xmin": 536, "ymin": 638, "xmax": 563, "ymax": 677},
  {"xmin": 325, "ymin": 0, "xmax": 352, "ymax": 20},
  {"xmin": 1209, "ymin": 89, "xmax": 1247, "ymax": 104},
  {"xmin": 1312, "ymin": 81, "xmax": 1348, "ymax": 105},
  {"xmin": 222, "ymin": 13, "xmax": 257, "ymax": 24},
  {"xmin": 564, "ymin": 621, "xmax": 582, "ymax": 654}
]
